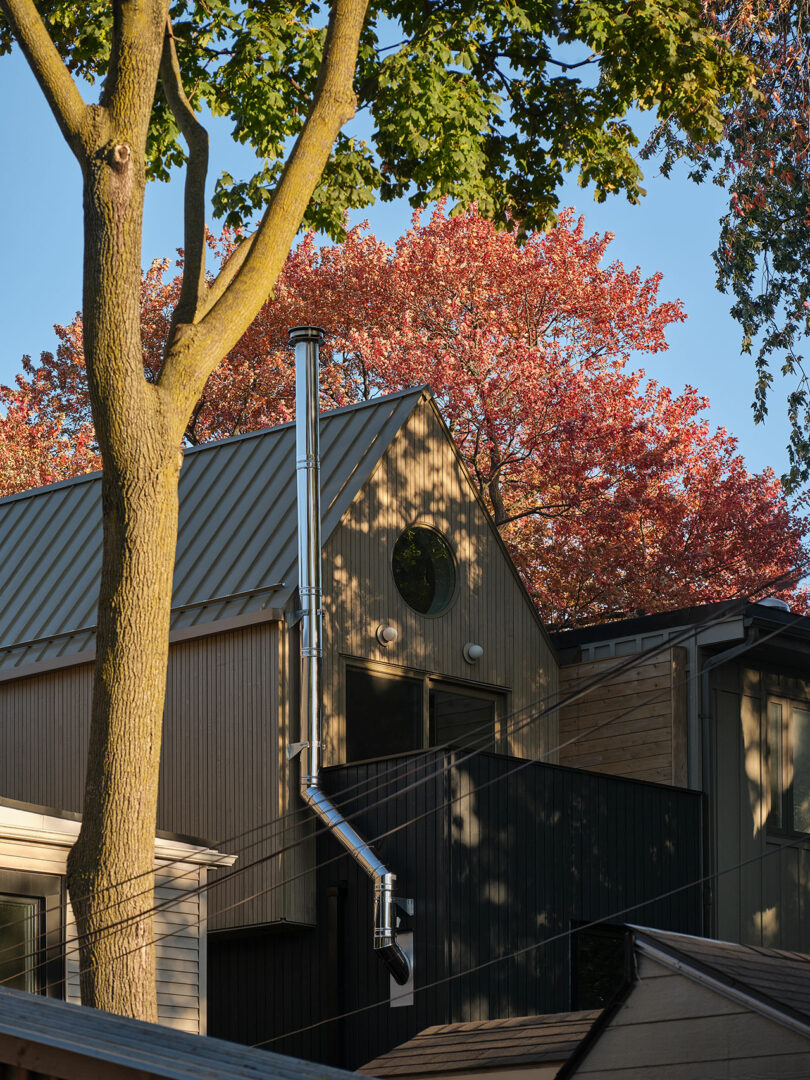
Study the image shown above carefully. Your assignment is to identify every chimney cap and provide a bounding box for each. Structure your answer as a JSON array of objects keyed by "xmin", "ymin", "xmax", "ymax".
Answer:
[{"xmin": 288, "ymin": 325, "xmax": 326, "ymax": 345}]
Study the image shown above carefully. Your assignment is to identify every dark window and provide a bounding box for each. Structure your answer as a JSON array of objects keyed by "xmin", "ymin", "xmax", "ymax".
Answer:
[
  {"xmin": 0, "ymin": 871, "xmax": 63, "ymax": 997},
  {"xmin": 346, "ymin": 668, "xmax": 423, "ymax": 762},
  {"xmin": 0, "ymin": 895, "xmax": 38, "ymax": 991},
  {"xmin": 767, "ymin": 699, "xmax": 810, "ymax": 834},
  {"xmin": 391, "ymin": 527, "xmax": 456, "ymax": 615},
  {"xmin": 429, "ymin": 689, "xmax": 495, "ymax": 750},
  {"xmin": 571, "ymin": 924, "xmax": 630, "ymax": 1010}
]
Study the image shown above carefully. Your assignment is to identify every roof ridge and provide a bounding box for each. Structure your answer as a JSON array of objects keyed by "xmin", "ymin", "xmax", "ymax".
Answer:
[{"xmin": 0, "ymin": 386, "xmax": 431, "ymax": 509}]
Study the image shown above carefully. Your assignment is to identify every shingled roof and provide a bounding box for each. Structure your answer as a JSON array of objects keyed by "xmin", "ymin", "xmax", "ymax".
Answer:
[
  {"xmin": 356, "ymin": 1012, "xmax": 602, "ymax": 1077},
  {"xmin": 0, "ymin": 387, "xmax": 427, "ymax": 673},
  {"xmin": 633, "ymin": 926, "xmax": 810, "ymax": 1031}
]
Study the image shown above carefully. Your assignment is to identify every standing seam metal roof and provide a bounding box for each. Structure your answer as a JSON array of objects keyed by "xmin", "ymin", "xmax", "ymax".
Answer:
[{"xmin": 0, "ymin": 387, "xmax": 426, "ymax": 672}]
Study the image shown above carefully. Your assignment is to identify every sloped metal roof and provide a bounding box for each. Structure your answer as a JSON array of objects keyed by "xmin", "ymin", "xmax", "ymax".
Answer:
[
  {"xmin": 0, "ymin": 984, "xmax": 356, "ymax": 1080},
  {"xmin": 0, "ymin": 387, "xmax": 426, "ymax": 673}
]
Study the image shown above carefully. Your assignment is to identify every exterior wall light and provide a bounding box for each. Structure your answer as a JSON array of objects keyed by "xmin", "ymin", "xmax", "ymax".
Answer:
[
  {"xmin": 377, "ymin": 624, "xmax": 399, "ymax": 646},
  {"xmin": 463, "ymin": 642, "xmax": 484, "ymax": 664}
]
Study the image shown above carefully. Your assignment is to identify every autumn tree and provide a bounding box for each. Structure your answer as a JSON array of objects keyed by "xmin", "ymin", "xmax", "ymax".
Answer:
[
  {"xmin": 0, "ymin": 0, "xmax": 753, "ymax": 1018},
  {"xmin": 18, "ymin": 207, "xmax": 807, "ymax": 625}
]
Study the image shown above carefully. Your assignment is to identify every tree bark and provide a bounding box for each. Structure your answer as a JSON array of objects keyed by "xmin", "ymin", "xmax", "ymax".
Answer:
[{"xmin": 4, "ymin": 0, "xmax": 368, "ymax": 1020}]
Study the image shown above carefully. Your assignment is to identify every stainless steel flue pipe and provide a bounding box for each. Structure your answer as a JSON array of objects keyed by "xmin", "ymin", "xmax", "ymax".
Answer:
[{"xmin": 289, "ymin": 325, "xmax": 410, "ymax": 986}]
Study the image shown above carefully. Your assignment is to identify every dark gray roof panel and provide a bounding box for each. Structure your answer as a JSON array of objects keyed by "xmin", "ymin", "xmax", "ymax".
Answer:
[
  {"xmin": 635, "ymin": 927, "xmax": 810, "ymax": 1025},
  {"xmin": 0, "ymin": 984, "xmax": 355, "ymax": 1079},
  {"xmin": 357, "ymin": 1011, "xmax": 601, "ymax": 1076},
  {"xmin": 0, "ymin": 388, "xmax": 425, "ymax": 671}
]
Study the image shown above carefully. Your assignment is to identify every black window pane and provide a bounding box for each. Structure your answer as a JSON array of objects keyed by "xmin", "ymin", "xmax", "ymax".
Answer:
[
  {"xmin": 430, "ymin": 690, "xmax": 495, "ymax": 750},
  {"xmin": 572, "ymin": 926, "xmax": 628, "ymax": 1010},
  {"xmin": 392, "ymin": 527, "xmax": 455, "ymax": 615},
  {"xmin": 0, "ymin": 897, "xmax": 37, "ymax": 992},
  {"xmin": 346, "ymin": 669, "xmax": 422, "ymax": 762}
]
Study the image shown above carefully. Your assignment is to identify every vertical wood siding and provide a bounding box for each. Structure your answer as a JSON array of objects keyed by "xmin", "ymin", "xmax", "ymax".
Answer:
[
  {"xmin": 321, "ymin": 400, "xmax": 557, "ymax": 765},
  {"xmin": 713, "ymin": 664, "xmax": 810, "ymax": 952},
  {"xmin": 209, "ymin": 751, "xmax": 702, "ymax": 1070},
  {"xmin": 557, "ymin": 649, "xmax": 688, "ymax": 785}
]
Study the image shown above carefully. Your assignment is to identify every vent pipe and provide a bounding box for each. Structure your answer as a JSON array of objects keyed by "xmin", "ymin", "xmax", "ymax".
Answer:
[{"xmin": 289, "ymin": 325, "xmax": 410, "ymax": 986}]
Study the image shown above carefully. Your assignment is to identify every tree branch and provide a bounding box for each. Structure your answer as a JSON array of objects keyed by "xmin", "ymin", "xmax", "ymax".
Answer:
[
  {"xmin": 0, "ymin": 0, "xmax": 88, "ymax": 158},
  {"xmin": 160, "ymin": 17, "xmax": 209, "ymax": 329},
  {"xmin": 159, "ymin": 0, "xmax": 369, "ymax": 415}
]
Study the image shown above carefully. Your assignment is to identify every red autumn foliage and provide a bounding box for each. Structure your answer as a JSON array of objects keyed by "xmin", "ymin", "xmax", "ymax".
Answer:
[{"xmin": 4, "ymin": 206, "xmax": 807, "ymax": 626}]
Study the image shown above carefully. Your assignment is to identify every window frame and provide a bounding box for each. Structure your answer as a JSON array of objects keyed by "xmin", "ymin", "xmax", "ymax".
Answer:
[
  {"xmin": 342, "ymin": 656, "xmax": 508, "ymax": 762},
  {"xmin": 766, "ymin": 694, "xmax": 810, "ymax": 837},
  {"xmin": 0, "ymin": 869, "xmax": 64, "ymax": 997}
]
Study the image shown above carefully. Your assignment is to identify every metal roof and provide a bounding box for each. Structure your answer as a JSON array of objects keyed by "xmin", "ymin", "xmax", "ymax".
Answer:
[
  {"xmin": 356, "ymin": 1012, "xmax": 601, "ymax": 1076},
  {"xmin": 0, "ymin": 984, "xmax": 356, "ymax": 1080},
  {"xmin": 0, "ymin": 387, "xmax": 426, "ymax": 673}
]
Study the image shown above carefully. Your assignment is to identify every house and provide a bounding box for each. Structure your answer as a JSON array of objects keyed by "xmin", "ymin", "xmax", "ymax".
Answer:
[
  {"xmin": 553, "ymin": 601, "xmax": 810, "ymax": 952},
  {"xmin": 0, "ymin": 794, "xmax": 234, "ymax": 1033},
  {"xmin": 359, "ymin": 926, "xmax": 810, "ymax": 1080},
  {"xmin": 561, "ymin": 925, "xmax": 810, "ymax": 1077},
  {"xmin": 0, "ymin": 982, "xmax": 356, "ymax": 1080}
]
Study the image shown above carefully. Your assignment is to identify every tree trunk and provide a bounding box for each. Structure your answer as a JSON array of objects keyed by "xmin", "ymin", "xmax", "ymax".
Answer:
[{"xmin": 66, "ymin": 105, "xmax": 179, "ymax": 1021}]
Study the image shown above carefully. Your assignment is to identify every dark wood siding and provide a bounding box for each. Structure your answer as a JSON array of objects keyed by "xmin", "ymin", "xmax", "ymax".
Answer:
[{"xmin": 209, "ymin": 750, "xmax": 702, "ymax": 1070}]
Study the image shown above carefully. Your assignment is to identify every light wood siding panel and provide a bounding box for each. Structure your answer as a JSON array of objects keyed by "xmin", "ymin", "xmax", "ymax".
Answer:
[
  {"xmin": 0, "ymin": 622, "xmax": 300, "ymax": 929},
  {"xmin": 572, "ymin": 954, "xmax": 810, "ymax": 1077},
  {"xmin": 158, "ymin": 623, "xmax": 304, "ymax": 929},
  {"xmin": 321, "ymin": 399, "xmax": 557, "ymax": 764},
  {"xmin": 713, "ymin": 664, "xmax": 810, "ymax": 951},
  {"xmin": 0, "ymin": 664, "xmax": 92, "ymax": 812},
  {"xmin": 557, "ymin": 648, "xmax": 687, "ymax": 784}
]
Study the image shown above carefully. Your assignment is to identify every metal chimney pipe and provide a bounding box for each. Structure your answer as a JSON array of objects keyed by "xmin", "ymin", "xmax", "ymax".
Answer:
[{"xmin": 289, "ymin": 326, "xmax": 410, "ymax": 986}]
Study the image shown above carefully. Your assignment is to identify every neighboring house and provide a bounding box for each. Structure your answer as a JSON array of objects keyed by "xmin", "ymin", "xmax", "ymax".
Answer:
[
  {"xmin": 561, "ymin": 926, "xmax": 810, "ymax": 1078},
  {"xmin": 356, "ymin": 1012, "xmax": 602, "ymax": 1080},
  {"xmin": 553, "ymin": 601, "xmax": 810, "ymax": 952},
  {"xmin": 0, "ymin": 982, "xmax": 356, "ymax": 1080},
  {"xmin": 0, "ymin": 795, "xmax": 233, "ymax": 1033},
  {"xmin": 359, "ymin": 926, "xmax": 810, "ymax": 1080}
]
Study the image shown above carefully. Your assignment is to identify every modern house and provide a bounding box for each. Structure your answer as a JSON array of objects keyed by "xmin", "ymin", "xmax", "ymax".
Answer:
[
  {"xmin": 0, "ymin": 795, "xmax": 233, "ymax": 1033},
  {"xmin": 553, "ymin": 601, "xmax": 810, "ymax": 952},
  {"xmin": 3, "ymin": 366, "xmax": 766, "ymax": 1069}
]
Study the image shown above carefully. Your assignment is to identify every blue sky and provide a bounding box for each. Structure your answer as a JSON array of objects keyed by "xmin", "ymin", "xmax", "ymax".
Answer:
[{"xmin": 0, "ymin": 49, "xmax": 797, "ymax": 482}]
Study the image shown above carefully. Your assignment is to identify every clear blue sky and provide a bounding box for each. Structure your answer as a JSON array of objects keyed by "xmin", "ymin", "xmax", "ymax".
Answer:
[{"xmin": 0, "ymin": 49, "xmax": 797, "ymax": 483}]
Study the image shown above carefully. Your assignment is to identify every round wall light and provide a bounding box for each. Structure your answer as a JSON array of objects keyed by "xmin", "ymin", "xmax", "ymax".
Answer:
[
  {"xmin": 463, "ymin": 642, "xmax": 484, "ymax": 664},
  {"xmin": 377, "ymin": 624, "xmax": 399, "ymax": 646}
]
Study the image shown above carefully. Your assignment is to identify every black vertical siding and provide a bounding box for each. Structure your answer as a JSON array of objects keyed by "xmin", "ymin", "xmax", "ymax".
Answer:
[{"xmin": 209, "ymin": 750, "xmax": 702, "ymax": 1070}]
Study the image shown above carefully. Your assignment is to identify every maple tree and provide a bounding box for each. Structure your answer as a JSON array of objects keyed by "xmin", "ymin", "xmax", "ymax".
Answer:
[
  {"xmin": 15, "ymin": 206, "xmax": 808, "ymax": 626},
  {"xmin": 0, "ymin": 0, "xmax": 756, "ymax": 1018}
]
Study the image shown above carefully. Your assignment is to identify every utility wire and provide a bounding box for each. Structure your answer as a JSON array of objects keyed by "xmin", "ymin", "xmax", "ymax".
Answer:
[{"xmin": 25, "ymin": 600, "xmax": 801, "ymax": 993}]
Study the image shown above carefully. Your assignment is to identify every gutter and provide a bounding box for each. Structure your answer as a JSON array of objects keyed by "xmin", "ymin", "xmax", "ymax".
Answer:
[{"xmin": 288, "ymin": 326, "xmax": 410, "ymax": 986}]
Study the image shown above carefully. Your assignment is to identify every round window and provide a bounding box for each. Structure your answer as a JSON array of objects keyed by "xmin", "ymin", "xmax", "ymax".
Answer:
[{"xmin": 392, "ymin": 526, "xmax": 456, "ymax": 615}]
